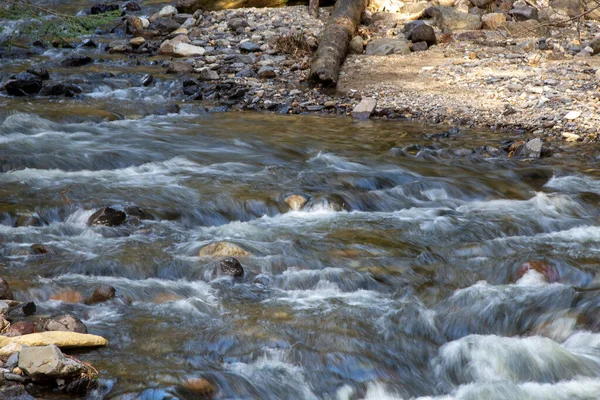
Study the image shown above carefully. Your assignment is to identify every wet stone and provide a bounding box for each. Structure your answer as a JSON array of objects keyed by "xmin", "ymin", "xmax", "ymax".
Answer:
[
  {"xmin": 60, "ymin": 56, "xmax": 93, "ymax": 68},
  {"xmin": 88, "ymin": 207, "xmax": 126, "ymax": 226},
  {"xmin": 85, "ymin": 285, "xmax": 117, "ymax": 305},
  {"xmin": 220, "ymin": 257, "xmax": 244, "ymax": 277}
]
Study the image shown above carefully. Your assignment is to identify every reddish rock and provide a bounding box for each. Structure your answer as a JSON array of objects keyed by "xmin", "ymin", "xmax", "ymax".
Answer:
[{"xmin": 6, "ymin": 321, "xmax": 37, "ymax": 336}]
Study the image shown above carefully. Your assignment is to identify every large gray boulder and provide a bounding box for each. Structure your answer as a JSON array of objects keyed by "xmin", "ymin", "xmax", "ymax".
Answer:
[
  {"xmin": 18, "ymin": 345, "xmax": 84, "ymax": 382},
  {"xmin": 366, "ymin": 38, "xmax": 410, "ymax": 55}
]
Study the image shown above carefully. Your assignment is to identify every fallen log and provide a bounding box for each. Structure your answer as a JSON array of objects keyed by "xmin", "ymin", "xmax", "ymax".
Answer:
[{"xmin": 310, "ymin": 0, "xmax": 367, "ymax": 86}]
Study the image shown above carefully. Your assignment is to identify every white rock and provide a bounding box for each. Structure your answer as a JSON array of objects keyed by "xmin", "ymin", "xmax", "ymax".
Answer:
[
  {"xmin": 351, "ymin": 98, "xmax": 377, "ymax": 120},
  {"xmin": 158, "ymin": 5, "xmax": 178, "ymax": 18},
  {"xmin": 562, "ymin": 132, "xmax": 581, "ymax": 142},
  {"xmin": 140, "ymin": 17, "xmax": 150, "ymax": 28},
  {"xmin": 564, "ymin": 111, "xmax": 581, "ymax": 120},
  {"xmin": 173, "ymin": 43, "xmax": 206, "ymax": 57}
]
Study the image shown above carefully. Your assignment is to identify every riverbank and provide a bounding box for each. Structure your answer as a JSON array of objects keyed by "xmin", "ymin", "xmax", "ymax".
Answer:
[{"xmin": 2, "ymin": 1, "xmax": 600, "ymax": 147}]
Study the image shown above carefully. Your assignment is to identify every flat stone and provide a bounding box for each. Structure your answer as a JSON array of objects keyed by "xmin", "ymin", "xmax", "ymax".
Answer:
[
  {"xmin": 173, "ymin": 43, "xmax": 206, "ymax": 57},
  {"xmin": 18, "ymin": 345, "xmax": 84, "ymax": 382},
  {"xmin": 0, "ymin": 331, "xmax": 108, "ymax": 349},
  {"xmin": 199, "ymin": 242, "xmax": 252, "ymax": 257},
  {"xmin": 130, "ymin": 37, "xmax": 145, "ymax": 46},
  {"xmin": 239, "ymin": 41, "xmax": 261, "ymax": 52},
  {"xmin": 366, "ymin": 38, "xmax": 410, "ymax": 56},
  {"xmin": 564, "ymin": 110, "xmax": 581, "ymax": 120},
  {"xmin": 198, "ymin": 69, "xmax": 220, "ymax": 80},
  {"xmin": 351, "ymin": 98, "xmax": 377, "ymax": 120}
]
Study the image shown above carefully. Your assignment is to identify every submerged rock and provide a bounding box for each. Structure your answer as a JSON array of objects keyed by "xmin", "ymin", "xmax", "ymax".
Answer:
[
  {"xmin": 85, "ymin": 285, "xmax": 116, "ymax": 305},
  {"xmin": 125, "ymin": 206, "xmax": 154, "ymax": 220},
  {"xmin": 50, "ymin": 290, "xmax": 83, "ymax": 303},
  {"xmin": 220, "ymin": 257, "xmax": 244, "ymax": 277},
  {"xmin": 88, "ymin": 207, "xmax": 126, "ymax": 226},
  {"xmin": 31, "ymin": 244, "xmax": 51, "ymax": 254},
  {"xmin": 39, "ymin": 82, "xmax": 83, "ymax": 97},
  {"xmin": 285, "ymin": 194, "xmax": 308, "ymax": 211},
  {"xmin": 199, "ymin": 242, "xmax": 252, "ymax": 257},
  {"xmin": 26, "ymin": 67, "xmax": 49, "ymax": 80},
  {"xmin": 0, "ymin": 278, "xmax": 14, "ymax": 301},
  {"xmin": 516, "ymin": 260, "xmax": 559, "ymax": 283},
  {"xmin": 15, "ymin": 215, "xmax": 42, "ymax": 227},
  {"xmin": 19, "ymin": 345, "xmax": 84, "ymax": 382},
  {"xmin": 60, "ymin": 56, "xmax": 93, "ymax": 67},
  {"xmin": 180, "ymin": 378, "xmax": 216, "ymax": 397}
]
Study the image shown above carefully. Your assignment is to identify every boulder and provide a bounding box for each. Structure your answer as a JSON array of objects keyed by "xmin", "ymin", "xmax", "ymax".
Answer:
[
  {"xmin": 220, "ymin": 257, "xmax": 244, "ymax": 277},
  {"xmin": 177, "ymin": 0, "xmax": 202, "ymax": 13},
  {"xmin": 150, "ymin": 18, "xmax": 181, "ymax": 35},
  {"xmin": 88, "ymin": 207, "xmax": 126, "ymax": 226},
  {"xmin": 124, "ymin": 2, "xmax": 142, "ymax": 11},
  {"xmin": 15, "ymin": 215, "xmax": 42, "ymax": 227},
  {"xmin": 173, "ymin": 43, "xmax": 206, "ymax": 57},
  {"xmin": 39, "ymin": 83, "xmax": 82, "ymax": 97},
  {"xmin": 18, "ymin": 345, "xmax": 84, "ymax": 382},
  {"xmin": 85, "ymin": 285, "xmax": 116, "ymax": 305},
  {"xmin": 26, "ymin": 67, "xmax": 49, "ymax": 80},
  {"xmin": 348, "ymin": 36, "xmax": 364, "ymax": 54},
  {"xmin": 509, "ymin": 138, "xmax": 544, "ymax": 158},
  {"xmin": 159, "ymin": 35, "xmax": 191, "ymax": 55},
  {"xmin": 2, "ymin": 73, "xmax": 42, "ymax": 96},
  {"xmin": 285, "ymin": 194, "xmax": 308, "ymax": 211},
  {"xmin": 60, "ymin": 56, "xmax": 93, "ymax": 67},
  {"xmin": 509, "ymin": 6, "xmax": 539, "ymax": 21},
  {"xmin": 41, "ymin": 315, "xmax": 87, "ymax": 334},
  {"xmin": 366, "ymin": 38, "xmax": 410, "ymax": 55},
  {"xmin": 199, "ymin": 242, "xmax": 252, "ymax": 257},
  {"xmin": 0, "ymin": 278, "xmax": 14, "ymax": 300},
  {"xmin": 107, "ymin": 40, "xmax": 131, "ymax": 54},
  {"xmin": 126, "ymin": 16, "xmax": 144, "ymax": 35},
  {"xmin": 409, "ymin": 24, "xmax": 437, "ymax": 46},
  {"xmin": 426, "ymin": 6, "xmax": 482, "ymax": 30},
  {"xmin": 158, "ymin": 5, "xmax": 178, "ymax": 18},
  {"xmin": 168, "ymin": 60, "xmax": 194, "ymax": 74},
  {"xmin": 482, "ymin": 13, "xmax": 507, "ymax": 30},
  {"xmin": 0, "ymin": 331, "xmax": 108, "ymax": 348},
  {"xmin": 403, "ymin": 20, "xmax": 426, "ymax": 38}
]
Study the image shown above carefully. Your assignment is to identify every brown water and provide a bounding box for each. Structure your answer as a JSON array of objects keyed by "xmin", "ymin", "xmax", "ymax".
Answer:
[{"xmin": 3, "ymin": 2, "xmax": 600, "ymax": 400}]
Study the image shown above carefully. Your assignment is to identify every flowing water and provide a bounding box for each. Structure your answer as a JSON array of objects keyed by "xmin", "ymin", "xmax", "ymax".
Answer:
[{"xmin": 3, "ymin": 2, "xmax": 600, "ymax": 399}]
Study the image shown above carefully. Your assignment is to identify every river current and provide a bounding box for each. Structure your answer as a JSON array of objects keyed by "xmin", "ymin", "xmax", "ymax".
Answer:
[{"xmin": 2, "ymin": 104, "xmax": 600, "ymax": 399}]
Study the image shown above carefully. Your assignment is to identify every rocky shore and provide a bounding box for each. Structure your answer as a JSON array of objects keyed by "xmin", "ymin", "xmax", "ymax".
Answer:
[{"xmin": 2, "ymin": 0, "xmax": 600, "ymax": 147}]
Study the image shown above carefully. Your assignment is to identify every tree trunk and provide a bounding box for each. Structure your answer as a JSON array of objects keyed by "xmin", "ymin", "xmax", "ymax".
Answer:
[
  {"xmin": 309, "ymin": 0, "xmax": 319, "ymax": 18},
  {"xmin": 309, "ymin": 0, "xmax": 366, "ymax": 87}
]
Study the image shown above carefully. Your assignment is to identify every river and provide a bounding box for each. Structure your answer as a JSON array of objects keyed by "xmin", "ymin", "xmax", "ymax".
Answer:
[{"xmin": 3, "ymin": 2, "xmax": 600, "ymax": 400}]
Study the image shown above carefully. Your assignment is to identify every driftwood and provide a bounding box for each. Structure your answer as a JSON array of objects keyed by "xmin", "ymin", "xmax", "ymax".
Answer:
[{"xmin": 309, "ymin": 0, "xmax": 367, "ymax": 86}]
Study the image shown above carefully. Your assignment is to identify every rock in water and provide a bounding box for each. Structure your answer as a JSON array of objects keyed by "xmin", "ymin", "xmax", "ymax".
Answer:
[
  {"xmin": 181, "ymin": 378, "xmax": 216, "ymax": 397},
  {"xmin": 516, "ymin": 260, "xmax": 559, "ymax": 282},
  {"xmin": 220, "ymin": 257, "xmax": 244, "ymax": 277},
  {"xmin": 509, "ymin": 138, "xmax": 544, "ymax": 159},
  {"xmin": 60, "ymin": 56, "xmax": 93, "ymax": 67},
  {"xmin": 41, "ymin": 314, "xmax": 88, "ymax": 334},
  {"xmin": 0, "ymin": 278, "xmax": 14, "ymax": 300},
  {"xmin": 365, "ymin": 38, "xmax": 410, "ymax": 55},
  {"xmin": 199, "ymin": 242, "xmax": 252, "ymax": 257},
  {"xmin": 0, "ymin": 331, "xmax": 108, "ymax": 348},
  {"xmin": 88, "ymin": 207, "xmax": 126, "ymax": 226},
  {"xmin": 125, "ymin": 206, "xmax": 154, "ymax": 220},
  {"xmin": 285, "ymin": 194, "xmax": 308, "ymax": 211},
  {"xmin": 18, "ymin": 345, "xmax": 84, "ymax": 382},
  {"xmin": 15, "ymin": 215, "xmax": 42, "ymax": 227},
  {"xmin": 31, "ymin": 244, "xmax": 51, "ymax": 254},
  {"xmin": 351, "ymin": 98, "xmax": 377, "ymax": 120},
  {"xmin": 26, "ymin": 67, "xmax": 49, "ymax": 80},
  {"xmin": 85, "ymin": 285, "xmax": 116, "ymax": 305},
  {"xmin": 2, "ymin": 73, "xmax": 42, "ymax": 96}
]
